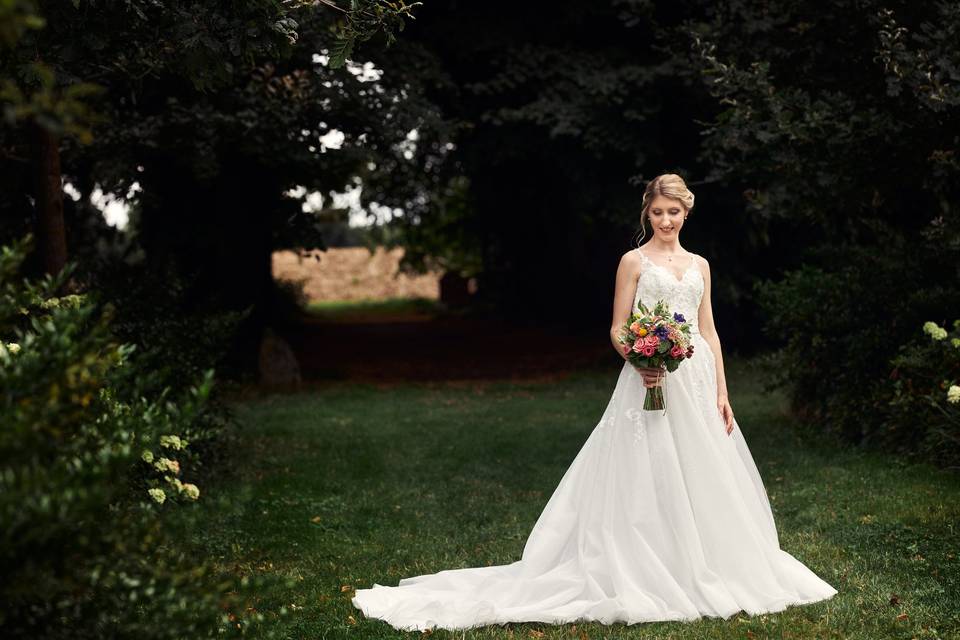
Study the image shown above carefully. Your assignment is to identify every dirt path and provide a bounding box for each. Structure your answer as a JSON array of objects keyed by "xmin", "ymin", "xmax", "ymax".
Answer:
[
  {"xmin": 273, "ymin": 247, "xmax": 614, "ymax": 384},
  {"xmin": 285, "ymin": 312, "xmax": 613, "ymax": 384}
]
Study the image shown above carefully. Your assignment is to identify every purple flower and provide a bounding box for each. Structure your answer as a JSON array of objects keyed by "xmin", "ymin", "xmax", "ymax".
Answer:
[
  {"xmin": 655, "ymin": 325, "xmax": 670, "ymax": 339},
  {"xmin": 673, "ymin": 312, "xmax": 686, "ymax": 323}
]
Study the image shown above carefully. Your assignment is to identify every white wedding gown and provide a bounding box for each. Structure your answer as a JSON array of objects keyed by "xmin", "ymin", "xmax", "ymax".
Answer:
[{"xmin": 352, "ymin": 248, "xmax": 838, "ymax": 631}]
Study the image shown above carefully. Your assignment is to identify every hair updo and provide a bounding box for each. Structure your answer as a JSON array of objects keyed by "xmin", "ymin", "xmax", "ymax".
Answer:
[{"xmin": 633, "ymin": 173, "xmax": 696, "ymax": 247}]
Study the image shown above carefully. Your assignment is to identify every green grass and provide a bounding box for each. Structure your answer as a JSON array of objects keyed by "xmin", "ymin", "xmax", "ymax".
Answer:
[
  {"xmin": 305, "ymin": 297, "xmax": 443, "ymax": 321},
  {"xmin": 186, "ymin": 356, "xmax": 960, "ymax": 639}
]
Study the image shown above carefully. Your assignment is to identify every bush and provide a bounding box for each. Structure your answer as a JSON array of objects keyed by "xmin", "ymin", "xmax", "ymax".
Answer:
[
  {"xmin": 74, "ymin": 249, "xmax": 257, "ymax": 482},
  {"xmin": 0, "ymin": 234, "xmax": 281, "ymax": 639},
  {"xmin": 885, "ymin": 320, "xmax": 960, "ymax": 470},
  {"xmin": 82, "ymin": 251, "xmax": 254, "ymax": 394},
  {"xmin": 753, "ymin": 221, "xmax": 960, "ymax": 468}
]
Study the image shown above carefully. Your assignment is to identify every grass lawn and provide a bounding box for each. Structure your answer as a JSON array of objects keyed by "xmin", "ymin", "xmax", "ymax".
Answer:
[
  {"xmin": 187, "ymin": 355, "xmax": 960, "ymax": 639},
  {"xmin": 305, "ymin": 297, "xmax": 445, "ymax": 322}
]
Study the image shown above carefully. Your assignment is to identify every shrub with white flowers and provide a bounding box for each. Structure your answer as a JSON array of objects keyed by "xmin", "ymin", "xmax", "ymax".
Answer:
[
  {"xmin": 0, "ymin": 234, "xmax": 264, "ymax": 638},
  {"xmin": 888, "ymin": 318, "xmax": 960, "ymax": 467}
]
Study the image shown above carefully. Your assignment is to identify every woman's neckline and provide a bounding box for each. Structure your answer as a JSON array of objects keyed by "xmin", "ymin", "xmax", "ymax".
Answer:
[
  {"xmin": 635, "ymin": 247, "xmax": 698, "ymax": 283},
  {"xmin": 637, "ymin": 245, "xmax": 692, "ymax": 257}
]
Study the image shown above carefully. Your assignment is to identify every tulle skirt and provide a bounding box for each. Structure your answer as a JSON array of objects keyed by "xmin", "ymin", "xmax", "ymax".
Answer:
[{"xmin": 351, "ymin": 333, "xmax": 838, "ymax": 631}]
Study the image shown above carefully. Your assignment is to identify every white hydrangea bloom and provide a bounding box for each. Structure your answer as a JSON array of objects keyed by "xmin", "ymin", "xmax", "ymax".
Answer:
[
  {"xmin": 159, "ymin": 435, "xmax": 184, "ymax": 450},
  {"xmin": 923, "ymin": 321, "xmax": 948, "ymax": 341},
  {"xmin": 182, "ymin": 483, "xmax": 200, "ymax": 500},
  {"xmin": 947, "ymin": 385, "xmax": 960, "ymax": 404}
]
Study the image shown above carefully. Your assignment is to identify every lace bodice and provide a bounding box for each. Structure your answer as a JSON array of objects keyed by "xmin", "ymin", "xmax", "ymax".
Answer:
[{"xmin": 632, "ymin": 248, "xmax": 704, "ymax": 333}]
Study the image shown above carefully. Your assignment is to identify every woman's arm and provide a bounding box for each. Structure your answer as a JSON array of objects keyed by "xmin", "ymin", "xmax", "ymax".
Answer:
[
  {"xmin": 695, "ymin": 256, "xmax": 729, "ymax": 399},
  {"xmin": 609, "ymin": 250, "xmax": 642, "ymax": 360}
]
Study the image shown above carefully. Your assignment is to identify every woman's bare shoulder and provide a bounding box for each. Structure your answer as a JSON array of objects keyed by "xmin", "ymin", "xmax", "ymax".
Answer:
[{"xmin": 620, "ymin": 247, "xmax": 642, "ymax": 267}]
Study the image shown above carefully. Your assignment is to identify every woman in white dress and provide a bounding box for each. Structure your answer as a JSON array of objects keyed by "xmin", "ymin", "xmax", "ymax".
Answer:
[{"xmin": 351, "ymin": 173, "xmax": 838, "ymax": 631}]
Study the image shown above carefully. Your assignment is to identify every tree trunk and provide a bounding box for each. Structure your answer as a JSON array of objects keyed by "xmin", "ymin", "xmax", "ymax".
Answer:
[{"xmin": 32, "ymin": 122, "xmax": 67, "ymax": 278}]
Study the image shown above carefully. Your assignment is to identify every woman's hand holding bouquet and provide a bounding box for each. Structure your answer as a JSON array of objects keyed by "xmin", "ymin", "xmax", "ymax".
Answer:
[{"xmin": 616, "ymin": 300, "xmax": 695, "ymax": 411}]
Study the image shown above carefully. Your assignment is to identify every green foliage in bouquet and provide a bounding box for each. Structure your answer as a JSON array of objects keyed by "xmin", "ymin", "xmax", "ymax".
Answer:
[{"xmin": 0, "ymin": 234, "xmax": 286, "ymax": 639}]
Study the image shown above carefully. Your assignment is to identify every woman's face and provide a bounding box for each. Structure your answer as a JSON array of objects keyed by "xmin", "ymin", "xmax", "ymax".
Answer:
[{"xmin": 646, "ymin": 195, "xmax": 686, "ymax": 241}]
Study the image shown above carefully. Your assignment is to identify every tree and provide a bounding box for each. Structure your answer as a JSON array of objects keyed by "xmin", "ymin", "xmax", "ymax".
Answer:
[
  {"xmin": 684, "ymin": 0, "xmax": 960, "ymax": 242},
  {"xmin": 377, "ymin": 1, "xmax": 719, "ymax": 328},
  {"xmin": 0, "ymin": 0, "xmax": 422, "ymax": 277},
  {"xmin": 1, "ymin": 0, "xmax": 440, "ymax": 375}
]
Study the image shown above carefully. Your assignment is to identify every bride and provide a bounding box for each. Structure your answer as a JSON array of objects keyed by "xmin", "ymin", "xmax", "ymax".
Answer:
[{"xmin": 351, "ymin": 173, "xmax": 838, "ymax": 631}]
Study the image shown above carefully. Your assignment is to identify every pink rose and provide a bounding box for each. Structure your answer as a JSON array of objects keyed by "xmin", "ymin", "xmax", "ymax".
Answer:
[
  {"xmin": 641, "ymin": 345, "xmax": 656, "ymax": 357},
  {"xmin": 670, "ymin": 344, "xmax": 684, "ymax": 358},
  {"xmin": 632, "ymin": 338, "xmax": 645, "ymax": 353},
  {"xmin": 644, "ymin": 334, "xmax": 659, "ymax": 348}
]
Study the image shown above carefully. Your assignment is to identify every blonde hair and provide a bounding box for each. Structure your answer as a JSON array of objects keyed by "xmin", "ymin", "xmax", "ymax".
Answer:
[{"xmin": 633, "ymin": 173, "xmax": 695, "ymax": 248}]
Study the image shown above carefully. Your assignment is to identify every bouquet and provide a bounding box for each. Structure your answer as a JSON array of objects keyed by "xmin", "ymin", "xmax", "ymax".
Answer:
[{"xmin": 616, "ymin": 300, "xmax": 695, "ymax": 411}]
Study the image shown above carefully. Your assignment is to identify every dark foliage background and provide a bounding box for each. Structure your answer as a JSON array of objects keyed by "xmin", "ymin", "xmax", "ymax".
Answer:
[{"xmin": 1, "ymin": 1, "xmax": 959, "ymax": 635}]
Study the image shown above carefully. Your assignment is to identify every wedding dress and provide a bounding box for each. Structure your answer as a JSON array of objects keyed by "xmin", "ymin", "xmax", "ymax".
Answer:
[{"xmin": 351, "ymin": 247, "xmax": 838, "ymax": 631}]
